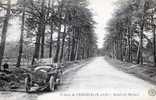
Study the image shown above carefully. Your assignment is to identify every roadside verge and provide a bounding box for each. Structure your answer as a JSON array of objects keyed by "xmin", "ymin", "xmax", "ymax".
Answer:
[{"xmin": 104, "ymin": 56, "xmax": 156, "ymax": 86}]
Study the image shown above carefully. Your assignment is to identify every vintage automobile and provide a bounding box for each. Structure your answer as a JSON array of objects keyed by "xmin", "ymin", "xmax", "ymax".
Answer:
[{"xmin": 24, "ymin": 58, "xmax": 63, "ymax": 92}]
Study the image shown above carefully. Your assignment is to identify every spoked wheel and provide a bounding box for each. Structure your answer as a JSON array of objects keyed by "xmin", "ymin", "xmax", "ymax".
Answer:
[
  {"xmin": 25, "ymin": 75, "xmax": 31, "ymax": 93},
  {"xmin": 49, "ymin": 76, "xmax": 55, "ymax": 92}
]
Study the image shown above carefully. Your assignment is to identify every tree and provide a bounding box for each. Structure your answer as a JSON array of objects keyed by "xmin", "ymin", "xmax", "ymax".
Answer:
[
  {"xmin": 24, "ymin": 0, "xmax": 53, "ymax": 64},
  {"xmin": 23, "ymin": 0, "xmax": 97, "ymax": 64},
  {"xmin": 0, "ymin": 0, "xmax": 11, "ymax": 70},
  {"xmin": 103, "ymin": 0, "xmax": 156, "ymax": 66},
  {"xmin": 16, "ymin": 0, "xmax": 26, "ymax": 67},
  {"xmin": 54, "ymin": 0, "xmax": 64, "ymax": 63}
]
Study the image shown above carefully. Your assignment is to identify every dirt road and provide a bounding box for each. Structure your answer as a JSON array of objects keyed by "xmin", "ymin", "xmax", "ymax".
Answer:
[{"xmin": 0, "ymin": 57, "xmax": 156, "ymax": 100}]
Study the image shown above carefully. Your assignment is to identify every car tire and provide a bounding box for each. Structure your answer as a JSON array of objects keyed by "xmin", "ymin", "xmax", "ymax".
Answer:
[
  {"xmin": 25, "ymin": 77, "xmax": 31, "ymax": 93},
  {"xmin": 49, "ymin": 76, "xmax": 55, "ymax": 92}
]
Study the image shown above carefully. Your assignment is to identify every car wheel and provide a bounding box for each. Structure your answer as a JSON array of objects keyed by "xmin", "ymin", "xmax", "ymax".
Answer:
[
  {"xmin": 49, "ymin": 76, "xmax": 55, "ymax": 92},
  {"xmin": 25, "ymin": 77, "xmax": 31, "ymax": 93}
]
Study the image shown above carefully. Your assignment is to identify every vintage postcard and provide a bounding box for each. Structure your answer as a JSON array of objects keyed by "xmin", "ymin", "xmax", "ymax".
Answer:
[{"xmin": 0, "ymin": 0, "xmax": 156, "ymax": 100}]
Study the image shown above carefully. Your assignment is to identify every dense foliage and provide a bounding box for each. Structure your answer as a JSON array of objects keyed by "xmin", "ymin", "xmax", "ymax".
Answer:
[
  {"xmin": 103, "ymin": 0, "xmax": 156, "ymax": 65},
  {"xmin": 0, "ymin": 0, "xmax": 97, "ymax": 68}
]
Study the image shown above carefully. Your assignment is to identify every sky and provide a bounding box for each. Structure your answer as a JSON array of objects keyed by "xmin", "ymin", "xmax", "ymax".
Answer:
[
  {"xmin": 4, "ymin": 0, "xmax": 118, "ymax": 49},
  {"xmin": 88, "ymin": 0, "xmax": 117, "ymax": 48}
]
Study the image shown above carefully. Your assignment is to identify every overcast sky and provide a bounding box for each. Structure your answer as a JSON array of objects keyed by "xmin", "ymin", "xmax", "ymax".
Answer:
[
  {"xmin": 88, "ymin": 0, "xmax": 117, "ymax": 48},
  {"xmin": 6, "ymin": 0, "xmax": 118, "ymax": 49}
]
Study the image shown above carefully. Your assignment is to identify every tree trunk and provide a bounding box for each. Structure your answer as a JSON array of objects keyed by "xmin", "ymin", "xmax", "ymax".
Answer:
[
  {"xmin": 49, "ymin": 24, "xmax": 53, "ymax": 58},
  {"xmin": 116, "ymin": 39, "xmax": 119, "ymax": 59},
  {"xmin": 130, "ymin": 28, "xmax": 133, "ymax": 62},
  {"xmin": 60, "ymin": 24, "xmax": 67, "ymax": 62},
  {"xmin": 153, "ymin": 26, "xmax": 156, "ymax": 66},
  {"xmin": 70, "ymin": 28, "xmax": 76, "ymax": 61},
  {"xmin": 0, "ymin": 0, "xmax": 11, "ymax": 70},
  {"xmin": 152, "ymin": 15, "xmax": 156, "ymax": 66},
  {"xmin": 137, "ymin": 41, "xmax": 140, "ymax": 64},
  {"xmin": 31, "ymin": 26, "xmax": 41, "ymax": 65},
  {"xmin": 74, "ymin": 28, "xmax": 80, "ymax": 60},
  {"xmin": 82, "ymin": 47, "xmax": 85, "ymax": 59},
  {"xmin": 54, "ymin": 21, "xmax": 61, "ymax": 62},
  {"xmin": 54, "ymin": 4, "xmax": 63, "ymax": 63},
  {"xmin": 49, "ymin": 0, "xmax": 54, "ymax": 58},
  {"xmin": 140, "ymin": 17, "xmax": 144, "ymax": 65},
  {"xmin": 128, "ymin": 27, "xmax": 131, "ymax": 62},
  {"xmin": 114, "ymin": 40, "xmax": 117, "ymax": 59},
  {"xmin": 40, "ymin": 25, "xmax": 45, "ymax": 58},
  {"xmin": 120, "ymin": 32, "xmax": 123, "ymax": 61},
  {"xmin": 67, "ymin": 36, "xmax": 71, "ymax": 61},
  {"xmin": 16, "ymin": 5, "xmax": 25, "ymax": 68},
  {"xmin": 40, "ymin": 0, "xmax": 45, "ymax": 58},
  {"xmin": 70, "ymin": 38, "xmax": 76, "ymax": 61},
  {"xmin": 75, "ymin": 36, "xmax": 80, "ymax": 60}
]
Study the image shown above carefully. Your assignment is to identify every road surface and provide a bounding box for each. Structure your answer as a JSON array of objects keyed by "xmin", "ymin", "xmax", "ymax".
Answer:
[{"xmin": 0, "ymin": 57, "xmax": 156, "ymax": 100}]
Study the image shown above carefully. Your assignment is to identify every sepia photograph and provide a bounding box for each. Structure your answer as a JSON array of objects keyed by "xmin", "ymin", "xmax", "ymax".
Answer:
[{"xmin": 0, "ymin": 0, "xmax": 156, "ymax": 100}]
